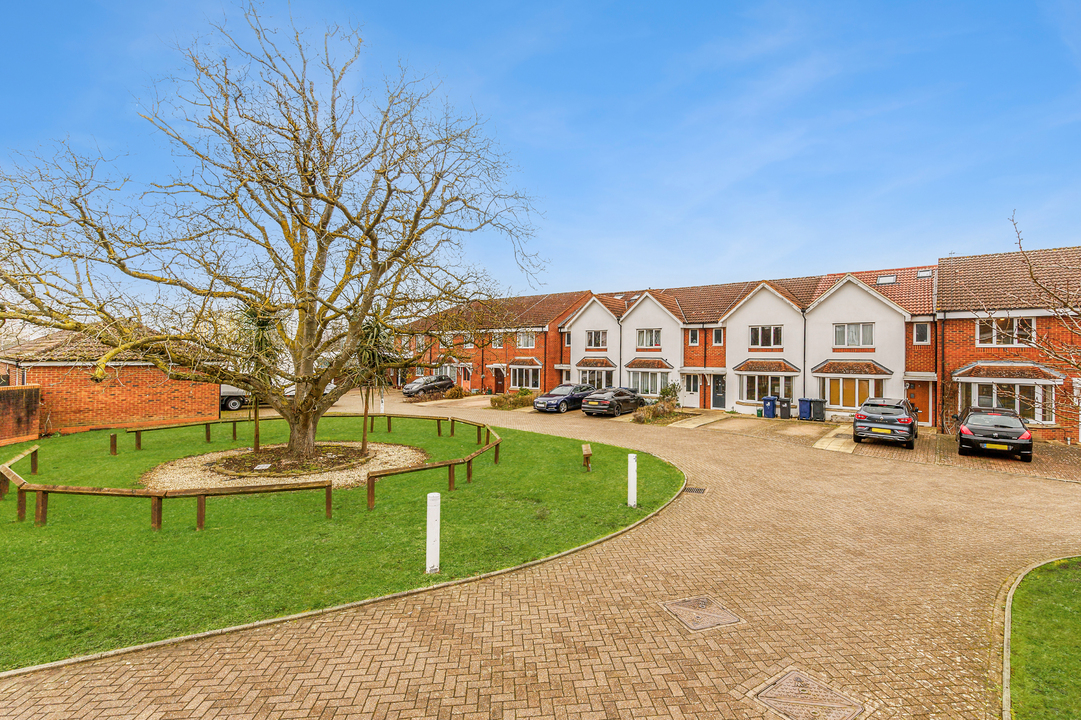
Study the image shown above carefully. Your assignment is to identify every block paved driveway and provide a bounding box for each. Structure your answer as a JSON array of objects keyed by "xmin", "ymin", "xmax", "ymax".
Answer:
[{"xmin": 4, "ymin": 396, "xmax": 1081, "ymax": 719}]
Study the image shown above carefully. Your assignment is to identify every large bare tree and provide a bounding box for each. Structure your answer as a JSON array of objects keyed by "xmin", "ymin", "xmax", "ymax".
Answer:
[{"xmin": 0, "ymin": 5, "xmax": 533, "ymax": 457}]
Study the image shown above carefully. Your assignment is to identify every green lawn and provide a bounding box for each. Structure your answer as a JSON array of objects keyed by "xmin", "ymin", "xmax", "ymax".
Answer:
[
  {"xmin": 1010, "ymin": 558, "xmax": 1081, "ymax": 719},
  {"xmin": 0, "ymin": 417, "xmax": 681, "ymax": 671}
]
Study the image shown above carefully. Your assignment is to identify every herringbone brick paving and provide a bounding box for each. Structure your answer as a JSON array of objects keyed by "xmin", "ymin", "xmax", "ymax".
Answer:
[{"xmin": 3, "ymin": 394, "xmax": 1080, "ymax": 719}]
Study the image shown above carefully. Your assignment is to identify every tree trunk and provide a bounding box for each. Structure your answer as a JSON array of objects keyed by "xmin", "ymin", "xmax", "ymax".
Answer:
[{"xmin": 286, "ymin": 411, "xmax": 321, "ymax": 459}]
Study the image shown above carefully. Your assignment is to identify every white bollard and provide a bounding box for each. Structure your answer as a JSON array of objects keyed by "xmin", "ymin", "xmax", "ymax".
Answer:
[
  {"xmin": 426, "ymin": 492, "xmax": 441, "ymax": 574},
  {"xmin": 628, "ymin": 453, "xmax": 637, "ymax": 508},
  {"xmin": 380, "ymin": 389, "xmax": 385, "ymax": 414}
]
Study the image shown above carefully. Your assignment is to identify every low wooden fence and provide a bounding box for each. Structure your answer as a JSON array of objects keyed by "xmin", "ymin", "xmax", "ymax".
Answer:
[{"xmin": 3, "ymin": 412, "xmax": 503, "ymax": 525}]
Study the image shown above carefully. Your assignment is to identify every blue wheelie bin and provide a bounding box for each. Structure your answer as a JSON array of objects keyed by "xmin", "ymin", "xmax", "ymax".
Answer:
[
  {"xmin": 762, "ymin": 396, "xmax": 777, "ymax": 419},
  {"xmin": 798, "ymin": 398, "xmax": 812, "ymax": 421}
]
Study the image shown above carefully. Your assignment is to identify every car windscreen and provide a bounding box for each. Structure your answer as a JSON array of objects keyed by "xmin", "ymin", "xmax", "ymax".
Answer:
[
  {"xmin": 548, "ymin": 386, "xmax": 572, "ymax": 396},
  {"xmin": 966, "ymin": 413, "xmax": 1025, "ymax": 430},
  {"xmin": 861, "ymin": 403, "xmax": 905, "ymax": 415}
]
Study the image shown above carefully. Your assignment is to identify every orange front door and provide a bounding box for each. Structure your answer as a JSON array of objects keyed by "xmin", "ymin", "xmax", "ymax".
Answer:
[{"xmin": 907, "ymin": 381, "xmax": 931, "ymax": 424}]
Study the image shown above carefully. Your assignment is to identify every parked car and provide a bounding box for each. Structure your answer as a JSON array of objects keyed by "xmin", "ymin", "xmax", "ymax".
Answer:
[
  {"xmin": 852, "ymin": 397, "xmax": 919, "ymax": 449},
  {"xmin": 284, "ymin": 381, "xmax": 337, "ymax": 399},
  {"xmin": 219, "ymin": 384, "xmax": 249, "ymax": 412},
  {"xmin": 582, "ymin": 387, "xmax": 645, "ymax": 417},
  {"xmin": 954, "ymin": 407, "xmax": 1033, "ymax": 462},
  {"xmin": 403, "ymin": 375, "xmax": 455, "ymax": 397},
  {"xmin": 533, "ymin": 383, "xmax": 596, "ymax": 413}
]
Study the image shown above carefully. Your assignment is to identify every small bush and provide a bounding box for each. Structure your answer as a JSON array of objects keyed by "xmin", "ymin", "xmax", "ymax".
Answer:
[
  {"xmin": 489, "ymin": 390, "xmax": 534, "ymax": 410},
  {"xmin": 444, "ymin": 385, "xmax": 467, "ymax": 400},
  {"xmin": 632, "ymin": 398, "xmax": 679, "ymax": 424}
]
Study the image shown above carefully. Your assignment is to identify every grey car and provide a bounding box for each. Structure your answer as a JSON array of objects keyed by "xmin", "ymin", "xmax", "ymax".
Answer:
[{"xmin": 852, "ymin": 397, "xmax": 919, "ymax": 449}]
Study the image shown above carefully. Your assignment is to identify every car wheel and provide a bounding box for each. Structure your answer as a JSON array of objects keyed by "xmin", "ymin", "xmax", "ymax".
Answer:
[
  {"xmin": 957, "ymin": 441, "xmax": 969, "ymax": 456},
  {"xmin": 224, "ymin": 397, "xmax": 243, "ymax": 412},
  {"xmin": 558, "ymin": 401, "xmax": 568, "ymax": 413},
  {"xmin": 1021, "ymin": 454, "xmax": 1033, "ymax": 463},
  {"xmin": 852, "ymin": 433, "xmax": 862, "ymax": 443},
  {"xmin": 903, "ymin": 440, "xmax": 915, "ymax": 450},
  {"xmin": 613, "ymin": 404, "xmax": 622, "ymax": 417}
]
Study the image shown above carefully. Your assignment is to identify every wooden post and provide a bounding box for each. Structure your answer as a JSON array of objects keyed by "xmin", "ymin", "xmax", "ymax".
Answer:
[
  {"xmin": 325, "ymin": 485, "xmax": 333, "ymax": 519},
  {"xmin": 0, "ymin": 475, "xmax": 7, "ymax": 500},
  {"xmin": 486, "ymin": 428, "xmax": 491, "ymax": 445},
  {"xmin": 205, "ymin": 423, "xmax": 211, "ymax": 443},
  {"xmin": 196, "ymin": 495, "xmax": 206, "ymax": 531},
  {"xmin": 370, "ymin": 415, "xmax": 375, "ymax": 432},
  {"xmin": 467, "ymin": 458, "xmax": 473, "ymax": 483},
  {"xmin": 254, "ymin": 405, "xmax": 261, "ymax": 452},
  {"xmin": 437, "ymin": 419, "xmax": 442, "ymax": 437},
  {"xmin": 494, "ymin": 442, "xmax": 500, "ymax": 464},
  {"xmin": 16, "ymin": 489, "xmax": 26, "ymax": 521},
  {"xmin": 31, "ymin": 448, "xmax": 38, "ymax": 474},
  {"xmin": 387, "ymin": 415, "xmax": 392, "ymax": 433},
  {"xmin": 448, "ymin": 463, "xmax": 456, "ymax": 491},
  {"xmin": 35, "ymin": 490, "xmax": 48, "ymax": 526},
  {"xmin": 450, "ymin": 419, "xmax": 455, "ymax": 436},
  {"xmin": 232, "ymin": 421, "xmax": 237, "ymax": 441},
  {"xmin": 367, "ymin": 475, "xmax": 375, "ymax": 511},
  {"xmin": 476, "ymin": 425, "xmax": 482, "ymax": 444},
  {"xmin": 110, "ymin": 434, "xmax": 117, "ymax": 456},
  {"xmin": 151, "ymin": 496, "xmax": 163, "ymax": 530},
  {"xmin": 135, "ymin": 431, "xmax": 142, "ymax": 451}
]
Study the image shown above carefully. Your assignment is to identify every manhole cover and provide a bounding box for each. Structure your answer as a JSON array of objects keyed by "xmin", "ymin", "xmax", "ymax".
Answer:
[
  {"xmin": 756, "ymin": 671, "xmax": 863, "ymax": 720},
  {"xmin": 662, "ymin": 596, "xmax": 740, "ymax": 631},
  {"xmin": 683, "ymin": 487, "xmax": 706, "ymax": 494}
]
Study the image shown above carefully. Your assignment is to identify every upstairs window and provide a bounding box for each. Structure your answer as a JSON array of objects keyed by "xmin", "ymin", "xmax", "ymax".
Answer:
[
  {"xmin": 712, "ymin": 327, "xmax": 724, "ymax": 345},
  {"xmin": 464, "ymin": 337, "xmax": 474, "ymax": 349},
  {"xmin": 517, "ymin": 332, "xmax": 536, "ymax": 349},
  {"xmin": 750, "ymin": 326, "xmax": 782, "ymax": 348},
  {"xmin": 586, "ymin": 330, "xmax": 607, "ymax": 348},
  {"xmin": 491, "ymin": 333, "xmax": 503, "ymax": 349},
  {"xmin": 563, "ymin": 332, "xmax": 571, "ymax": 347},
  {"xmin": 834, "ymin": 323, "xmax": 874, "ymax": 347},
  {"xmin": 688, "ymin": 329, "xmax": 699, "ymax": 346},
  {"xmin": 637, "ymin": 329, "xmax": 661, "ymax": 348},
  {"xmin": 913, "ymin": 323, "xmax": 930, "ymax": 345},
  {"xmin": 977, "ymin": 318, "xmax": 1033, "ymax": 346}
]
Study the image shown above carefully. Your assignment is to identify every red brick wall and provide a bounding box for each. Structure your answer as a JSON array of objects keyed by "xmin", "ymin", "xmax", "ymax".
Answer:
[
  {"xmin": 939, "ymin": 317, "xmax": 1079, "ymax": 441},
  {"xmin": 6, "ymin": 364, "xmax": 219, "ymax": 434},
  {"xmin": 681, "ymin": 328, "xmax": 726, "ymax": 409},
  {"xmin": 905, "ymin": 321, "xmax": 936, "ymax": 372},
  {"xmin": 0, "ymin": 384, "xmax": 40, "ymax": 447}
]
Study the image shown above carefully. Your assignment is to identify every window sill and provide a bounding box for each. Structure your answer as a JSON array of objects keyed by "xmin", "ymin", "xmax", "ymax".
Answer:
[
  {"xmin": 748, "ymin": 347, "xmax": 784, "ymax": 352},
  {"xmin": 831, "ymin": 346, "xmax": 875, "ymax": 352},
  {"xmin": 636, "ymin": 347, "xmax": 663, "ymax": 352}
]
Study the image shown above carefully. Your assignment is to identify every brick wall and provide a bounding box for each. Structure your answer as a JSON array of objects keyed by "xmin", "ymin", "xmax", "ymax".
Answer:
[
  {"xmin": 905, "ymin": 321, "xmax": 937, "ymax": 372},
  {"xmin": 0, "ymin": 384, "xmax": 40, "ymax": 447},
  {"xmin": 4, "ymin": 363, "xmax": 219, "ymax": 434},
  {"xmin": 680, "ymin": 328, "xmax": 727, "ymax": 409},
  {"xmin": 939, "ymin": 316, "xmax": 1080, "ymax": 441}
]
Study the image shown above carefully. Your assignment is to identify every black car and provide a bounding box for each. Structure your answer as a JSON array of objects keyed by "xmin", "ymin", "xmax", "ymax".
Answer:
[
  {"xmin": 582, "ymin": 387, "xmax": 645, "ymax": 417},
  {"xmin": 403, "ymin": 374, "xmax": 455, "ymax": 397},
  {"xmin": 954, "ymin": 407, "xmax": 1033, "ymax": 462},
  {"xmin": 852, "ymin": 397, "xmax": 919, "ymax": 449},
  {"xmin": 533, "ymin": 383, "xmax": 596, "ymax": 413}
]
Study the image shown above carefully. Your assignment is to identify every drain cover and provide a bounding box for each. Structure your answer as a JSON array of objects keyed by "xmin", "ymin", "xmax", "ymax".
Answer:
[
  {"xmin": 756, "ymin": 671, "xmax": 863, "ymax": 720},
  {"xmin": 662, "ymin": 596, "xmax": 740, "ymax": 631},
  {"xmin": 683, "ymin": 487, "xmax": 706, "ymax": 494}
]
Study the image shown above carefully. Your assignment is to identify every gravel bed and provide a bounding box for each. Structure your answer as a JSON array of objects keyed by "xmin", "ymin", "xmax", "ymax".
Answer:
[{"xmin": 141, "ymin": 442, "xmax": 428, "ymax": 491}]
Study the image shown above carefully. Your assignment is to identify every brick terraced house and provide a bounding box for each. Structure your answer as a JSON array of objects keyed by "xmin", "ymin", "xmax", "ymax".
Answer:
[
  {"xmin": 0, "ymin": 330, "xmax": 221, "ymax": 435},
  {"xmin": 417, "ymin": 247, "xmax": 1079, "ymax": 440}
]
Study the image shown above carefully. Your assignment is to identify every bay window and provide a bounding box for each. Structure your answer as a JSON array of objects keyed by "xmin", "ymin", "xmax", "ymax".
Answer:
[
  {"xmin": 742, "ymin": 375, "xmax": 793, "ymax": 401},
  {"xmin": 959, "ymin": 381, "xmax": 1053, "ymax": 422},
  {"xmin": 580, "ymin": 369, "xmax": 614, "ymax": 388},
  {"xmin": 511, "ymin": 367, "xmax": 539, "ymax": 389},
  {"xmin": 628, "ymin": 370, "xmax": 667, "ymax": 395},
  {"xmin": 820, "ymin": 377, "xmax": 884, "ymax": 409}
]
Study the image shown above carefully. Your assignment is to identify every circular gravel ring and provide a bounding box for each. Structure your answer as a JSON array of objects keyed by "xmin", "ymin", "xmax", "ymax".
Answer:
[{"xmin": 208, "ymin": 443, "xmax": 373, "ymax": 478}]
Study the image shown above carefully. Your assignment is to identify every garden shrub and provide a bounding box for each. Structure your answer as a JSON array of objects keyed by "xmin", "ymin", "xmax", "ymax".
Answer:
[
  {"xmin": 490, "ymin": 389, "xmax": 534, "ymax": 410},
  {"xmin": 444, "ymin": 385, "xmax": 467, "ymax": 400}
]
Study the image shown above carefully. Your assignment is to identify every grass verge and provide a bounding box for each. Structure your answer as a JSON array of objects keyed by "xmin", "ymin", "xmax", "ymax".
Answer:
[
  {"xmin": 0, "ymin": 417, "xmax": 681, "ymax": 671},
  {"xmin": 1010, "ymin": 557, "xmax": 1081, "ymax": 718}
]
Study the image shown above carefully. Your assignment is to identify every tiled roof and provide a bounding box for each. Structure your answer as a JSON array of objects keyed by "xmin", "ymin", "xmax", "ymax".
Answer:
[
  {"xmin": 625, "ymin": 358, "xmax": 673, "ymax": 370},
  {"xmin": 937, "ymin": 246, "xmax": 1081, "ymax": 312},
  {"xmin": 421, "ymin": 290, "xmax": 591, "ymax": 332},
  {"xmin": 731, "ymin": 359, "xmax": 800, "ymax": 374},
  {"xmin": 509, "ymin": 357, "xmax": 541, "ymax": 367},
  {"xmin": 811, "ymin": 360, "xmax": 894, "ymax": 376},
  {"xmin": 592, "ymin": 291, "xmax": 650, "ymax": 319},
  {"xmin": 577, "ymin": 357, "xmax": 615, "ymax": 368},
  {"xmin": 952, "ymin": 362, "xmax": 1064, "ymax": 381},
  {"xmin": 654, "ymin": 282, "xmax": 756, "ymax": 323},
  {"xmin": 0, "ymin": 330, "xmax": 149, "ymax": 363},
  {"xmin": 811, "ymin": 266, "xmax": 937, "ymax": 315}
]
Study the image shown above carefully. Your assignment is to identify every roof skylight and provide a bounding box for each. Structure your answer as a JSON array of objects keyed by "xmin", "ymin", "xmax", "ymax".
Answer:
[
  {"xmin": 876, "ymin": 275, "xmax": 897, "ymax": 285},
  {"xmin": 916, "ymin": 269, "xmax": 933, "ymax": 278}
]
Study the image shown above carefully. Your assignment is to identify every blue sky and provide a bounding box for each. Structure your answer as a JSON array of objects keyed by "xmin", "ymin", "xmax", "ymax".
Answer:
[{"xmin": 3, "ymin": 1, "xmax": 1080, "ymax": 295}]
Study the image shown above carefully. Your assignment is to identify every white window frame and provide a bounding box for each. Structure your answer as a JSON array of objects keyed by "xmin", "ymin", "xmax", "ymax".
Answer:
[
  {"xmin": 712, "ymin": 327, "xmax": 724, "ymax": 346},
  {"xmin": 741, "ymin": 374, "xmax": 794, "ymax": 401},
  {"xmin": 819, "ymin": 377, "xmax": 885, "ymax": 409},
  {"xmin": 628, "ymin": 370, "xmax": 667, "ymax": 396},
  {"xmin": 688, "ymin": 329, "xmax": 699, "ymax": 346},
  {"xmin": 976, "ymin": 317, "xmax": 1034, "ymax": 347},
  {"xmin": 510, "ymin": 366, "xmax": 540, "ymax": 389},
  {"xmin": 913, "ymin": 323, "xmax": 930, "ymax": 345},
  {"xmin": 636, "ymin": 328, "xmax": 661, "ymax": 348},
  {"xmin": 586, "ymin": 330, "xmax": 607, "ymax": 348},
  {"xmin": 517, "ymin": 332, "xmax": 536, "ymax": 349},
  {"xmin": 749, "ymin": 326, "xmax": 783, "ymax": 348},
  {"xmin": 579, "ymin": 369, "xmax": 613, "ymax": 388},
  {"xmin": 464, "ymin": 337, "xmax": 474, "ymax": 349},
  {"xmin": 684, "ymin": 374, "xmax": 699, "ymax": 393},
  {"xmin": 957, "ymin": 380, "xmax": 1054, "ymax": 423},
  {"xmin": 833, "ymin": 323, "xmax": 875, "ymax": 348},
  {"xmin": 491, "ymin": 333, "xmax": 503, "ymax": 349},
  {"xmin": 563, "ymin": 332, "xmax": 571, "ymax": 347}
]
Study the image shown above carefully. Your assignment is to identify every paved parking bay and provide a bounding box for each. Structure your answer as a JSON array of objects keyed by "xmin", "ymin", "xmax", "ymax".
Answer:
[{"xmin": 3, "ymin": 391, "xmax": 1081, "ymax": 718}]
